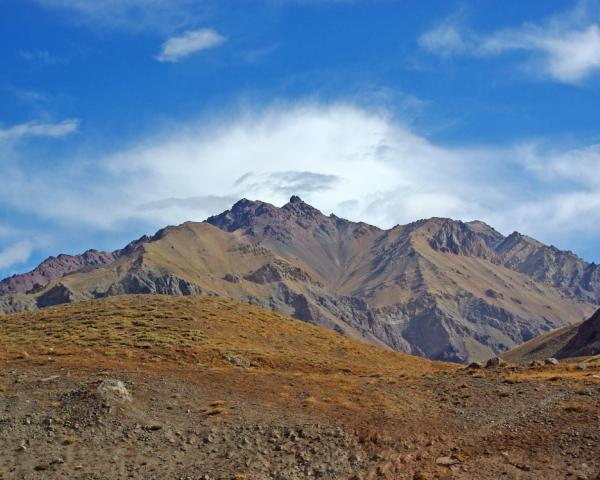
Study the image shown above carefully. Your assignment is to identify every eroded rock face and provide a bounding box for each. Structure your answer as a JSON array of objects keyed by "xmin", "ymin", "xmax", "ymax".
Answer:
[
  {"xmin": 107, "ymin": 272, "xmax": 206, "ymax": 297},
  {"xmin": 496, "ymin": 232, "xmax": 600, "ymax": 303},
  {"xmin": 36, "ymin": 284, "xmax": 75, "ymax": 308},
  {"xmin": 245, "ymin": 260, "xmax": 313, "ymax": 285},
  {"xmin": 428, "ymin": 219, "xmax": 499, "ymax": 261}
]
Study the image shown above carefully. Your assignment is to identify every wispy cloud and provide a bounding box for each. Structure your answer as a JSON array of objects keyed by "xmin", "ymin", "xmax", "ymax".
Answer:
[
  {"xmin": 19, "ymin": 49, "xmax": 65, "ymax": 66},
  {"xmin": 418, "ymin": 13, "xmax": 470, "ymax": 57},
  {"xmin": 0, "ymin": 241, "xmax": 34, "ymax": 270},
  {"xmin": 419, "ymin": 2, "xmax": 600, "ymax": 84},
  {"xmin": 240, "ymin": 44, "xmax": 280, "ymax": 64},
  {"xmin": 0, "ymin": 119, "xmax": 79, "ymax": 141},
  {"xmin": 2, "ymin": 102, "xmax": 600, "ymax": 261},
  {"xmin": 156, "ymin": 29, "xmax": 226, "ymax": 63},
  {"xmin": 138, "ymin": 194, "xmax": 239, "ymax": 212},
  {"xmin": 236, "ymin": 171, "xmax": 340, "ymax": 196},
  {"xmin": 35, "ymin": 0, "xmax": 208, "ymax": 33}
]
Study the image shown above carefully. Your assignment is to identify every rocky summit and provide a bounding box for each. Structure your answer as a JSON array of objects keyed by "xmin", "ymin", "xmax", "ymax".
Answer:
[{"xmin": 1, "ymin": 197, "xmax": 598, "ymax": 363}]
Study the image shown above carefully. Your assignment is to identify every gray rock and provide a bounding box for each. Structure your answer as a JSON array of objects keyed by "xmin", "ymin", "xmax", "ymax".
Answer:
[
  {"xmin": 545, "ymin": 357, "xmax": 559, "ymax": 366},
  {"xmin": 223, "ymin": 353, "xmax": 250, "ymax": 367},
  {"xmin": 485, "ymin": 357, "xmax": 506, "ymax": 368},
  {"xmin": 97, "ymin": 379, "xmax": 132, "ymax": 402},
  {"xmin": 223, "ymin": 274, "xmax": 241, "ymax": 283}
]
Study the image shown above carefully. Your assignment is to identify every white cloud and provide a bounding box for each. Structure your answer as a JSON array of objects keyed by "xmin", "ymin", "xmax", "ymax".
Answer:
[
  {"xmin": 0, "ymin": 119, "xmax": 79, "ymax": 141},
  {"xmin": 418, "ymin": 18, "xmax": 470, "ymax": 57},
  {"xmin": 0, "ymin": 241, "xmax": 33, "ymax": 270},
  {"xmin": 156, "ymin": 29, "xmax": 226, "ymax": 63},
  {"xmin": 1, "ymin": 102, "xmax": 600, "ymax": 260},
  {"xmin": 419, "ymin": 2, "xmax": 600, "ymax": 84}
]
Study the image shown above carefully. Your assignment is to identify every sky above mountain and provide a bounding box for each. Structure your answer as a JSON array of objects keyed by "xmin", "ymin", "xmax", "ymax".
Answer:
[{"xmin": 1, "ymin": 0, "xmax": 600, "ymax": 277}]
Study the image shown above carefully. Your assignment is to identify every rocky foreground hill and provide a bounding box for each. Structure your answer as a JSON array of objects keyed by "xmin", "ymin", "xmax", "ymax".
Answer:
[
  {"xmin": 0, "ymin": 295, "xmax": 599, "ymax": 479},
  {"xmin": 1, "ymin": 197, "xmax": 598, "ymax": 363}
]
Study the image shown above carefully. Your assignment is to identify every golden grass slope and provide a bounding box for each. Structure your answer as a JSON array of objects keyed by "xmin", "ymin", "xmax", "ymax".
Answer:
[{"xmin": 0, "ymin": 294, "xmax": 447, "ymax": 377}]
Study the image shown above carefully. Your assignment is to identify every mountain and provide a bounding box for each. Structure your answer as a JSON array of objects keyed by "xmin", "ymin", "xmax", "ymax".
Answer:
[
  {"xmin": 0, "ymin": 196, "xmax": 597, "ymax": 363},
  {"xmin": 0, "ymin": 235, "xmax": 150, "ymax": 296},
  {"xmin": 0, "ymin": 249, "xmax": 119, "ymax": 296},
  {"xmin": 503, "ymin": 308, "xmax": 600, "ymax": 362}
]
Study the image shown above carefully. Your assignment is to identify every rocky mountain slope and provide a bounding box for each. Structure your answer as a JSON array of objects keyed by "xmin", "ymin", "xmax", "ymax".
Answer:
[
  {"xmin": 1, "ymin": 295, "xmax": 599, "ymax": 479},
  {"xmin": 0, "ymin": 235, "xmax": 150, "ymax": 296},
  {"xmin": 0, "ymin": 249, "xmax": 119, "ymax": 296},
  {"xmin": 0, "ymin": 196, "xmax": 597, "ymax": 363},
  {"xmin": 504, "ymin": 308, "xmax": 600, "ymax": 363}
]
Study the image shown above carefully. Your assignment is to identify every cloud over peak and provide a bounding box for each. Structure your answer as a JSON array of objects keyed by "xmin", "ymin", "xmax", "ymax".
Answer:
[
  {"xmin": 156, "ymin": 29, "xmax": 226, "ymax": 63},
  {"xmin": 3, "ymin": 101, "xmax": 599, "ymax": 248}
]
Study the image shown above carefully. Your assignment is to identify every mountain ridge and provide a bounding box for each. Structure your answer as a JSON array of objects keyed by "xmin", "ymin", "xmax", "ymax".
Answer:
[{"xmin": 1, "ymin": 196, "xmax": 597, "ymax": 363}]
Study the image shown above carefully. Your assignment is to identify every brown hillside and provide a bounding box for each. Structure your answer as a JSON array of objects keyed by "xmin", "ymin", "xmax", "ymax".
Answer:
[
  {"xmin": 504, "ymin": 308, "xmax": 600, "ymax": 363},
  {"xmin": 1, "ymin": 295, "xmax": 599, "ymax": 479}
]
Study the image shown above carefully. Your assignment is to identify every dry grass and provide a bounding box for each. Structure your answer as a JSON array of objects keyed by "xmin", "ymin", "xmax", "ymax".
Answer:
[
  {"xmin": 0, "ymin": 295, "xmax": 449, "ymax": 376},
  {"xmin": 0, "ymin": 294, "xmax": 455, "ymax": 425}
]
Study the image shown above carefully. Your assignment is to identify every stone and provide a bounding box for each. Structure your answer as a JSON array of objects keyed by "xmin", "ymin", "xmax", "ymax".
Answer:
[
  {"xmin": 97, "ymin": 379, "xmax": 132, "ymax": 402},
  {"xmin": 223, "ymin": 274, "xmax": 240, "ymax": 283},
  {"xmin": 436, "ymin": 456, "xmax": 460, "ymax": 466},
  {"xmin": 576, "ymin": 363, "xmax": 587, "ymax": 371},
  {"xmin": 545, "ymin": 358, "xmax": 559, "ymax": 366},
  {"xmin": 223, "ymin": 353, "xmax": 250, "ymax": 367},
  {"xmin": 467, "ymin": 362, "xmax": 483, "ymax": 369},
  {"xmin": 485, "ymin": 357, "xmax": 506, "ymax": 368}
]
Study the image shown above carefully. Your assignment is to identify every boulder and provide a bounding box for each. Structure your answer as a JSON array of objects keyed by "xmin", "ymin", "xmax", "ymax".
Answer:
[
  {"xmin": 223, "ymin": 353, "xmax": 250, "ymax": 367},
  {"xmin": 545, "ymin": 357, "xmax": 559, "ymax": 366},
  {"xmin": 485, "ymin": 357, "xmax": 506, "ymax": 368},
  {"xmin": 223, "ymin": 274, "xmax": 241, "ymax": 283},
  {"xmin": 97, "ymin": 380, "xmax": 132, "ymax": 402}
]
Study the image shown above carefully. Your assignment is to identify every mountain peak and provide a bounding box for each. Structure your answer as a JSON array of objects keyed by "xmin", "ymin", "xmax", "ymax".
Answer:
[
  {"xmin": 282, "ymin": 195, "xmax": 323, "ymax": 218},
  {"xmin": 206, "ymin": 198, "xmax": 277, "ymax": 233}
]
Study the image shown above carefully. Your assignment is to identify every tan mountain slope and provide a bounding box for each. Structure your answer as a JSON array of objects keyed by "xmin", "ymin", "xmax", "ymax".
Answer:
[
  {"xmin": 0, "ymin": 197, "xmax": 597, "ymax": 363},
  {"xmin": 504, "ymin": 308, "xmax": 600, "ymax": 363},
  {"xmin": 1, "ymin": 295, "xmax": 599, "ymax": 479}
]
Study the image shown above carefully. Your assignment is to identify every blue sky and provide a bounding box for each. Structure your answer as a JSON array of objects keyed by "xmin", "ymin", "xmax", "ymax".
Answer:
[{"xmin": 1, "ymin": 0, "xmax": 600, "ymax": 277}]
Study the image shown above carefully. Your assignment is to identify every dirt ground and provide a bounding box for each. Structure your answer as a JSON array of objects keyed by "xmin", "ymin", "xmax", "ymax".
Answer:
[
  {"xmin": 1, "ymin": 296, "xmax": 599, "ymax": 479},
  {"xmin": 1, "ymin": 359, "xmax": 598, "ymax": 480}
]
